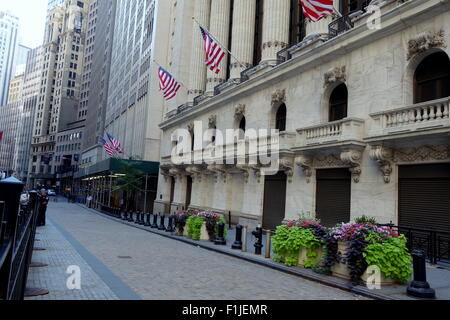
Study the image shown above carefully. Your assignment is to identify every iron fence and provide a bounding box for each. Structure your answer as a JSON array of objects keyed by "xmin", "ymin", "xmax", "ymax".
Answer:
[
  {"xmin": 328, "ymin": 14, "xmax": 354, "ymax": 40},
  {"xmin": 381, "ymin": 224, "xmax": 450, "ymax": 265},
  {"xmin": 0, "ymin": 179, "xmax": 39, "ymax": 300}
]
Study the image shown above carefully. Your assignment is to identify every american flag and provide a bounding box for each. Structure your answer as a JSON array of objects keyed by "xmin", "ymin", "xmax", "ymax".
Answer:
[
  {"xmin": 300, "ymin": 0, "xmax": 335, "ymax": 22},
  {"xmin": 107, "ymin": 133, "xmax": 124, "ymax": 154},
  {"xmin": 158, "ymin": 67, "xmax": 181, "ymax": 101},
  {"xmin": 200, "ymin": 26, "xmax": 226, "ymax": 74},
  {"xmin": 99, "ymin": 137, "xmax": 116, "ymax": 157}
]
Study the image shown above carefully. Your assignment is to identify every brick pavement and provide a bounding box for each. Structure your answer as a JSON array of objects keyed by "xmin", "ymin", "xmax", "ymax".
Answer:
[
  {"xmin": 25, "ymin": 220, "xmax": 120, "ymax": 300},
  {"xmin": 36, "ymin": 200, "xmax": 367, "ymax": 300}
]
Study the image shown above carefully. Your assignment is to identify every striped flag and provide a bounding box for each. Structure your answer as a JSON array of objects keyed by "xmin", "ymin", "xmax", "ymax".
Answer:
[
  {"xmin": 99, "ymin": 137, "xmax": 116, "ymax": 157},
  {"xmin": 300, "ymin": 0, "xmax": 335, "ymax": 22},
  {"xmin": 158, "ymin": 67, "xmax": 181, "ymax": 101},
  {"xmin": 107, "ymin": 133, "xmax": 124, "ymax": 154},
  {"xmin": 200, "ymin": 26, "xmax": 226, "ymax": 74},
  {"xmin": 0, "ymin": 131, "xmax": 3, "ymax": 142}
]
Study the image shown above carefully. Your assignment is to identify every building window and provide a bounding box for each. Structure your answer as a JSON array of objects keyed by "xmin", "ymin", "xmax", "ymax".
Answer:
[
  {"xmin": 341, "ymin": 0, "xmax": 369, "ymax": 15},
  {"xmin": 329, "ymin": 83, "xmax": 348, "ymax": 122},
  {"xmin": 239, "ymin": 116, "xmax": 246, "ymax": 139},
  {"xmin": 414, "ymin": 51, "xmax": 450, "ymax": 104},
  {"xmin": 275, "ymin": 104, "xmax": 287, "ymax": 132}
]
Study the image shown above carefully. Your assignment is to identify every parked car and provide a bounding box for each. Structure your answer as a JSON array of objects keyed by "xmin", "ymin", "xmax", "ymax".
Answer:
[{"xmin": 48, "ymin": 190, "xmax": 56, "ymax": 196}]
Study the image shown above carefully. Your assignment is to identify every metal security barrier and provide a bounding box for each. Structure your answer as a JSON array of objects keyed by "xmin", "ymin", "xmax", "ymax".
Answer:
[
  {"xmin": 381, "ymin": 223, "xmax": 450, "ymax": 265},
  {"xmin": 0, "ymin": 178, "xmax": 40, "ymax": 300}
]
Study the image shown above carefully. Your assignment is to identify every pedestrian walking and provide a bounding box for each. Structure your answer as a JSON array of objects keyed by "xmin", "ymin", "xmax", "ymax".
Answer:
[
  {"xmin": 86, "ymin": 195, "xmax": 93, "ymax": 208},
  {"xmin": 37, "ymin": 189, "xmax": 49, "ymax": 226}
]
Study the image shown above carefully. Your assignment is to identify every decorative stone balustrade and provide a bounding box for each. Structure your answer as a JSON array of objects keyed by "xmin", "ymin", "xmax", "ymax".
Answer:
[
  {"xmin": 368, "ymin": 97, "xmax": 450, "ymax": 138},
  {"xmin": 296, "ymin": 118, "xmax": 365, "ymax": 150}
]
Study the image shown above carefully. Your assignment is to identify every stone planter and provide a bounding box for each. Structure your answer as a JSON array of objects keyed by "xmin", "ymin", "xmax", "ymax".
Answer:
[
  {"xmin": 331, "ymin": 241, "xmax": 351, "ymax": 279},
  {"xmin": 331, "ymin": 241, "xmax": 397, "ymax": 285},
  {"xmin": 298, "ymin": 247, "xmax": 324, "ymax": 268}
]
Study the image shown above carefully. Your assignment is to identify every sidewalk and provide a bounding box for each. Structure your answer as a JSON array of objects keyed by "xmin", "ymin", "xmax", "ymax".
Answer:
[
  {"xmin": 85, "ymin": 205, "xmax": 450, "ymax": 300},
  {"xmin": 26, "ymin": 217, "xmax": 140, "ymax": 300}
]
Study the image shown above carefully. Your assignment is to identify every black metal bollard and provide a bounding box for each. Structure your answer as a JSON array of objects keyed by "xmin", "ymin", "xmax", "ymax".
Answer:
[
  {"xmin": 166, "ymin": 215, "xmax": 175, "ymax": 232},
  {"xmin": 407, "ymin": 250, "xmax": 436, "ymax": 299},
  {"xmin": 158, "ymin": 215, "xmax": 166, "ymax": 231},
  {"xmin": 145, "ymin": 213, "xmax": 151, "ymax": 227},
  {"xmin": 139, "ymin": 212, "xmax": 145, "ymax": 225},
  {"xmin": 252, "ymin": 227, "xmax": 263, "ymax": 255},
  {"xmin": 151, "ymin": 214, "xmax": 158, "ymax": 228},
  {"xmin": 214, "ymin": 223, "xmax": 226, "ymax": 245},
  {"xmin": 122, "ymin": 211, "xmax": 128, "ymax": 221},
  {"xmin": 232, "ymin": 224, "xmax": 243, "ymax": 250},
  {"xmin": 127, "ymin": 211, "xmax": 134, "ymax": 222}
]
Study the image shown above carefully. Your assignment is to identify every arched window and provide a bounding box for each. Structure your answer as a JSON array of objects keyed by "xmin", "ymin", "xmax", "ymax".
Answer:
[
  {"xmin": 275, "ymin": 104, "xmax": 287, "ymax": 132},
  {"xmin": 414, "ymin": 52, "xmax": 450, "ymax": 104},
  {"xmin": 237, "ymin": 116, "xmax": 246, "ymax": 139},
  {"xmin": 329, "ymin": 83, "xmax": 348, "ymax": 122}
]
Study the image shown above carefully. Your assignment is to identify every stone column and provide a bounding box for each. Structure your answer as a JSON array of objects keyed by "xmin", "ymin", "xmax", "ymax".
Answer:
[
  {"xmin": 305, "ymin": 0, "xmax": 340, "ymax": 38},
  {"xmin": 261, "ymin": 0, "xmax": 291, "ymax": 65},
  {"xmin": 229, "ymin": 0, "xmax": 256, "ymax": 79},
  {"xmin": 205, "ymin": 0, "xmax": 231, "ymax": 94},
  {"xmin": 188, "ymin": 0, "xmax": 211, "ymax": 103}
]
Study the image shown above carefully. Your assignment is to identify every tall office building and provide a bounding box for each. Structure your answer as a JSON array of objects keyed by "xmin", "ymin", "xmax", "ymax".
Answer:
[
  {"xmin": 29, "ymin": 0, "xmax": 90, "ymax": 188},
  {"xmin": 13, "ymin": 47, "xmax": 43, "ymax": 182},
  {"xmin": 103, "ymin": 0, "xmax": 170, "ymax": 162},
  {"xmin": 13, "ymin": 44, "xmax": 31, "ymax": 77},
  {"xmin": 80, "ymin": 0, "xmax": 117, "ymax": 168},
  {"xmin": 0, "ymin": 11, "xmax": 19, "ymax": 106},
  {"xmin": 47, "ymin": 0, "xmax": 66, "ymax": 13}
]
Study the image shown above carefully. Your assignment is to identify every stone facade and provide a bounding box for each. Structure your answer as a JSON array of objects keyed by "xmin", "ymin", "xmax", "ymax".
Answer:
[{"xmin": 154, "ymin": 0, "xmax": 450, "ymax": 229}]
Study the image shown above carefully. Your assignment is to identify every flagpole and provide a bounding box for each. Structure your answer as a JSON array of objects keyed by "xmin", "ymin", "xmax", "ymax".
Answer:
[
  {"xmin": 152, "ymin": 59, "xmax": 190, "ymax": 91},
  {"xmin": 192, "ymin": 17, "xmax": 247, "ymax": 70}
]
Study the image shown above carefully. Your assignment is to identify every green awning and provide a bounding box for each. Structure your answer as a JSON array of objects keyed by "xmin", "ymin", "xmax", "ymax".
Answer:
[{"xmin": 74, "ymin": 158, "xmax": 160, "ymax": 179}]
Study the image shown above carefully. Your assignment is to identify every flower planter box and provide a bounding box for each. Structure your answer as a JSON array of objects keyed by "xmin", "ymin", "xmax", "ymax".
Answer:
[
  {"xmin": 298, "ymin": 247, "xmax": 324, "ymax": 268},
  {"xmin": 331, "ymin": 241, "xmax": 396, "ymax": 285}
]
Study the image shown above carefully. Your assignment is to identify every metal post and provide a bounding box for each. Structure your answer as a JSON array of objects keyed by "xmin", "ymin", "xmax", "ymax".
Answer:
[
  {"xmin": 158, "ymin": 215, "xmax": 166, "ymax": 231},
  {"xmin": 214, "ymin": 223, "xmax": 226, "ymax": 245},
  {"xmin": 252, "ymin": 226, "xmax": 263, "ymax": 255},
  {"xmin": 232, "ymin": 224, "xmax": 243, "ymax": 250},
  {"xmin": 265, "ymin": 230, "xmax": 272, "ymax": 259},
  {"xmin": 143, "ymin": 174, "xmax": 148, "ymax": 214},
  {"xmin": 242, "ymin": 226, "xmax": 248, "ymax": 253},
  {"xmin": 407, "ymin": 250, "xmax": 436, "ymax": 299},
  {"xmin": 108, "ymin": 172, "xmax": 112, "ymax": 207}
]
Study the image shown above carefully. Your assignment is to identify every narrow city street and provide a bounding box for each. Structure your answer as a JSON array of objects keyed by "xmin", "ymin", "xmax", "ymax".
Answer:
[{"xmin": 26, "ymin": 199, "xmax": 367, "ymax": 300}]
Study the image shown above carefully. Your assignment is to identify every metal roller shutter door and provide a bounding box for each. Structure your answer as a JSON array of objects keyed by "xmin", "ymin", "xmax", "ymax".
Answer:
[
  {"xmin": 316, "ymin": 169, "xmax": 351, "ymax": 228},
  {"xmin": 399, "ymin": 164, "xmax": 450, "ymax": 231}
]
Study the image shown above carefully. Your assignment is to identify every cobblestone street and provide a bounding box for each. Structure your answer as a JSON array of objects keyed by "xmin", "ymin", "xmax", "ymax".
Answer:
[{"xmin": 27, "ymin": 199, "xmax": 368, "ymax": 300}]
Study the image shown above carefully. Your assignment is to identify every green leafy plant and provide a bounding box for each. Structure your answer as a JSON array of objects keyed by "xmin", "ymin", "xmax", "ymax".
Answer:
[
  {"xmin": 363, "ymin": 233, "xmax": 413, "ymax": 283},
  {"xmin": 186, "ymin": 215, "xmax": 204, "ymax": 240},
  {"xmin": 272, "ymin": 225, "xmax": 323, "ymax": 267},
  {"xmin": 355, "ymin": 215, "xmax": 379, "ymax": 225}
]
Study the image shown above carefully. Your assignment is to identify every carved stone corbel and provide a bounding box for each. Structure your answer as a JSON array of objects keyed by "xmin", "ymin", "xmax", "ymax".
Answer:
[
  {"xmin": 235, "ymin": 104, "xmax": 246, "ymax": 119},
  {"xmin": 187, "ymin": 122, "xmax": 195, "ymax": 132},
  {"xmin": 324, "ymin": 66, "xmax": 346, "ymax": 88},
  {"xmin": 185, "ymin": 165, "xmax": 203, "ymax": 183},
  {"xmin": 279, "ymin": 157, "xmax": 295, "ymax": 183},
  {"xmin": 208, "ymin": 115, "xmax": 217, "ymax": 129},
  {"xmin": 250, "ymin": 165, "xmax": 263, "ymax": 183},
  {"xmin": 369, "ymin": 146, "xmax": 393, "ymax": 183},
  {"xmin": 407, "ymin": 29, "xmax": 446, "ymax": 60},
  {"xmin": 236, "ymin": 164, "xmax": 251, "ymax": 183},
  {"xmin": 271, "ymin": 89, "xmax": 286, "ymax": 107},
  {"xmin": 208, "ymin": 164, "xmax": 228, "ymax": 184},
  {"xmin": 169, "ymin": 167, "xmax": 185, "ymax": 182},
  {"xmin": 295, "ymin": 155, "xmax": 313, "ymax": 183},
  {"xmin": 340, "ymin": 149, "xmax": 362, "ymax": 183}
]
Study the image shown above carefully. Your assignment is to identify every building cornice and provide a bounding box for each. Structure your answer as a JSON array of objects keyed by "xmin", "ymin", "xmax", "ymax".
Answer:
[{"xmin": 159, "ymin": 0, "xmax": 449, "ymax": 130}]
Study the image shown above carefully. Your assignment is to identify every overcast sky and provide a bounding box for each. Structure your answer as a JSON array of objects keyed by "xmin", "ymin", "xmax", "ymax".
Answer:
[{"xmin": 0, "ymin": 0, "xmax": 48, "ymax": 48}]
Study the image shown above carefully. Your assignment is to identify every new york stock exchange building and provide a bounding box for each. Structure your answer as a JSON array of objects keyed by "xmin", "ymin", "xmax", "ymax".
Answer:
[{"xmin": 154, "ymin": 0, "xmax": 450, "ymax": 232}]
